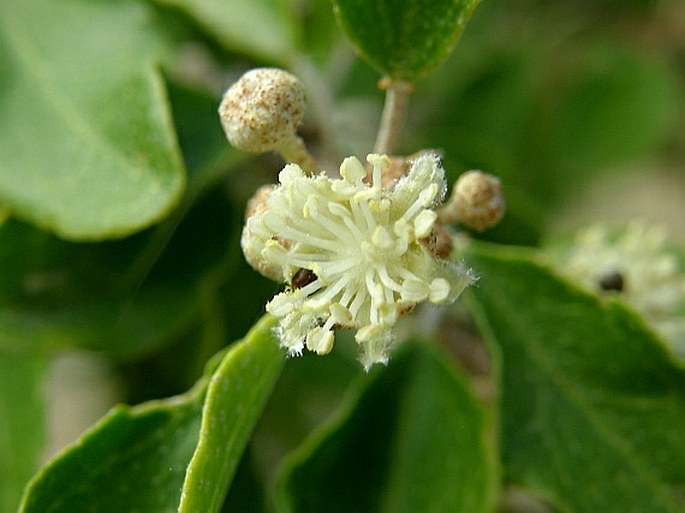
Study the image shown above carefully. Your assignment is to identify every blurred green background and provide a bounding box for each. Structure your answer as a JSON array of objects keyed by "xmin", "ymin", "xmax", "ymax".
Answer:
[{"xmin": 1, "ymin": 0, "xmax": 684, "ymax": 511}]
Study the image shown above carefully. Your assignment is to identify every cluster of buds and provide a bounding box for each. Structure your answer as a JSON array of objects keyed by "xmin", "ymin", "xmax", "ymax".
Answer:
[{"xmin": 219, "ymin": 68, "xmax": 506, "ymax": 369}]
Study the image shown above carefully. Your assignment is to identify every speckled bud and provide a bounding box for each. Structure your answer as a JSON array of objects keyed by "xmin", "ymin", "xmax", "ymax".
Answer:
[
  {"xmin": 219, "ymin": 68, "xmax": 305, "ymax": 154},
  {"xmin": 448, "ymin": 171, "xmax": 505, "ymax": 231}
]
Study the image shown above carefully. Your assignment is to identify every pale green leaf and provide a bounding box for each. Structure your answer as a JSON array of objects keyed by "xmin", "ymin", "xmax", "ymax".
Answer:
[
  {"xmin": 179, "ymin": 315, "xmax": 284, "ymax": 513},
  {"xmin": 332, "ymin": 0, "xmax": 482, "ymax": 81},
  {"xmin": 466, "ymin": 243, "xmax": 685, "ymax": 513},
  {"xmin": 0, "ymin": 351, "xmax": 46, "ymax": 513},
  {"xmin": 0, "ymin": 0, "xmax": 184, "ymax": 240},
  {"xmin": 275, "ymin": 341, "xmax": 497, "ymax": 513},
  {"xmin": 154, "ymin": 0, "xmax": 297, "ymax": 63}
]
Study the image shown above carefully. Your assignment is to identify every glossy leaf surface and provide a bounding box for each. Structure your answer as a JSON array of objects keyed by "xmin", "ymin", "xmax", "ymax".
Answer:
[
  {"xmin": 155, "ymin": 0, "xmax": 296, "ymax": 63},
  {"xmin": 332, "ymin": 0, "xmax": 482, "ymax": 80}
]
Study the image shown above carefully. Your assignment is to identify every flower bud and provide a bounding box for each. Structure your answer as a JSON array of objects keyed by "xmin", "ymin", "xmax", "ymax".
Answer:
[
  {"xmin": 444, "ymin": 170, "xmax": 505, "ymax": 231},
  {"xmin": 240, "ymin": 184, "xmax": 285, "ymax": 282},
  {"xmin": 219, "ymin": 68, "xmax": 306, "ymax": 154}
]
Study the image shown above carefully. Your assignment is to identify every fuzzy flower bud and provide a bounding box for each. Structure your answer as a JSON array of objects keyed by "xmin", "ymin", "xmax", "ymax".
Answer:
[
  {"xmin": 219, "ymin": 68, "xmax": 304, "ymax": 152},
  {"xmin": 219, "ymin": 68, "xmax": 315, "ymax": 172},
  {"xmin": 442, "ymin": 170, "xmax": 505, "ymax": 231}
]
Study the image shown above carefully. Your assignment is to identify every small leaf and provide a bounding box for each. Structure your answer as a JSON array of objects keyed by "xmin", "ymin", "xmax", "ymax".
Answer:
[
  {"xmin": 0, "ymin": 351, "xmax": 46, "ymax": 513},
  {"xmin": 179, "ymin": 315, "xmax": 284, "ymax": 513},
  {"xmin": 19, "ymin": 315, "xmax": 283, "ymax": 513},
  {"xmin": 332, "ymin": 0, "xmax": 482, "ymax": 81},
  {"xmin": 466, "ymin": 243, "xmax": 685, "ymax": 513},
  {"xmin": 0, "ymin": 0, "xmax": 184, "ymax": 240},
  {"xmin": 275, "ymin": 341, "xmax": 497, "ymax": 513}
]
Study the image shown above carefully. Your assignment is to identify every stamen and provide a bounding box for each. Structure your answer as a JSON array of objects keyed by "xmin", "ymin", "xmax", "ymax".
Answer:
[
  {"xmin": 243, "ymin": 154, "xmax": 475, "ymax": 369},
  {"xmin": 377, "ymin": 266, "xmax": 402, "ymax": 291},
  {"xmin": 348, "ymin": 290, "xmax": 366, "ymax": 317},
  {"xmin": 277, "ymin": 225, "xmax": 340, "ymax": 252},
  {"xmin": 357, "ymin": 198, "xmax": 377, "ymax": 232},
  {"xmin": 297, "ymin": 278, "xmax": 324, "ymax": 296},
  {"xmin": 318, "ymin": 256, "xmax": 357, "ymax": 275}
]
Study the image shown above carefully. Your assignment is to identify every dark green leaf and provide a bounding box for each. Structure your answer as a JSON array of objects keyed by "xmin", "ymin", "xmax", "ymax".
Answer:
[
  {"xmin": 0, "ymin": 351, "xmax": 46, "ymax": 513},
  {"xmin": 0, "ymin": 208, "xmax": 214, "ymax": 358},
  {"xmin": 466, "ymin": 243, "xmax": 685, "ymax": 513},
  {"xmin": 332, "ymin": 0, "xmax": 482, "ymax": 81},
  {"xmin": 275, "ymin": 341, "xmax": 497, "ymax": 513},
  {"xmin": 19, "ymin": 314, "xmax": 283, "ymax": 513},
  {"xmin": 0, "ymin": 0, "xmax": 184, "ymax": 240},
  {"xmin": 20, "ymin": 387, "xmax": 203, "ymax": 513},
  {"xmin": 416, "ymin": 19, "xmax": 682, "ymax": 237},
  {"xmin": 220, "ymin": 447, "xmax": 269, "ymax": 513}
]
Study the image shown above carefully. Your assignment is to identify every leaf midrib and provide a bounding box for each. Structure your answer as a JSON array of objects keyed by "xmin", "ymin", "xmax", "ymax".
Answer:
[
  {"xmin": 0, "ymin": 4, "xmax": 159, "ymax": 184},
  {"xmin": 486, "ymin": 268, "xmax": 680, "ymax": 511}
]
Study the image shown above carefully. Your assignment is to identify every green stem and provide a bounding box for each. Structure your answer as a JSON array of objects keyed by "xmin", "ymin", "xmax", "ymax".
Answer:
[
  {"xmin": 374, "ymin": 80, "xmax": 412, "ymax": 155},
  {"xmin": 277, "ymin": 136, "xmax": 318, "ymax": 175}
]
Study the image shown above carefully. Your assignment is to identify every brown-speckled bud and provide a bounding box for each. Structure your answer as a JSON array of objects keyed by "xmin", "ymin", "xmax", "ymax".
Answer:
[
  {"xmin": 446, "ymin": 170, "xmax": 505, "ymax": 231},
  {"xmin": 219, "ymin": 68, "xmax": 305, "ymax": 154}
]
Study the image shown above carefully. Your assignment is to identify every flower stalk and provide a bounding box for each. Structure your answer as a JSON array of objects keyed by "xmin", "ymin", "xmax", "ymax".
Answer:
[{"xmin": 374, "ymin": 79, "xmax": 413, "ymax": 155}]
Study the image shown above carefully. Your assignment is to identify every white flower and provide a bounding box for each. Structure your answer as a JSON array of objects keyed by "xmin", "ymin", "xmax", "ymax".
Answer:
[
  {"xmin": 242, "ymin": 153, "xmax": 476, "ymax": 369},
  {"xmin": 557, "ymin": 220, "xmax": 685, "ymax": 357}
]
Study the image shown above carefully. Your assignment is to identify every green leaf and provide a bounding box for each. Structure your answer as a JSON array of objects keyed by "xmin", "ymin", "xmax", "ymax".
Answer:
[
  {"xmin": 332, "ymin": 0, "xmax": 482, "ymax": 81},
  {"xmin": 19, "ymin": 314, "xmax": 283, "ymax": 513},
  {"xmin": 154, "ymin": 0, "xmax": 297, "ymax": 63},
  {"xmin": 0, "ymin": 83, "xmax": 241, "ymax": 359},
  {"xmin": 466, "ymin": 243, "xmax": 685, "ymax": 513},
  {"xmin": 0, "ymin": 0, "xmax": 184, "ymax": 240},
  {"xmin": 275, "ymin": 341, "xmax": 497, "ymax": 513},
  {"xmin": 0, "ymin": 351, "xmax": 46, "ymax": 513},
  {"xmin": 179, "ymin": 315, "xmax": 284, "ymax": 513},
  {"xmin": 20, "ymin": 385, "xmax": 204, "ymax": 513}
]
